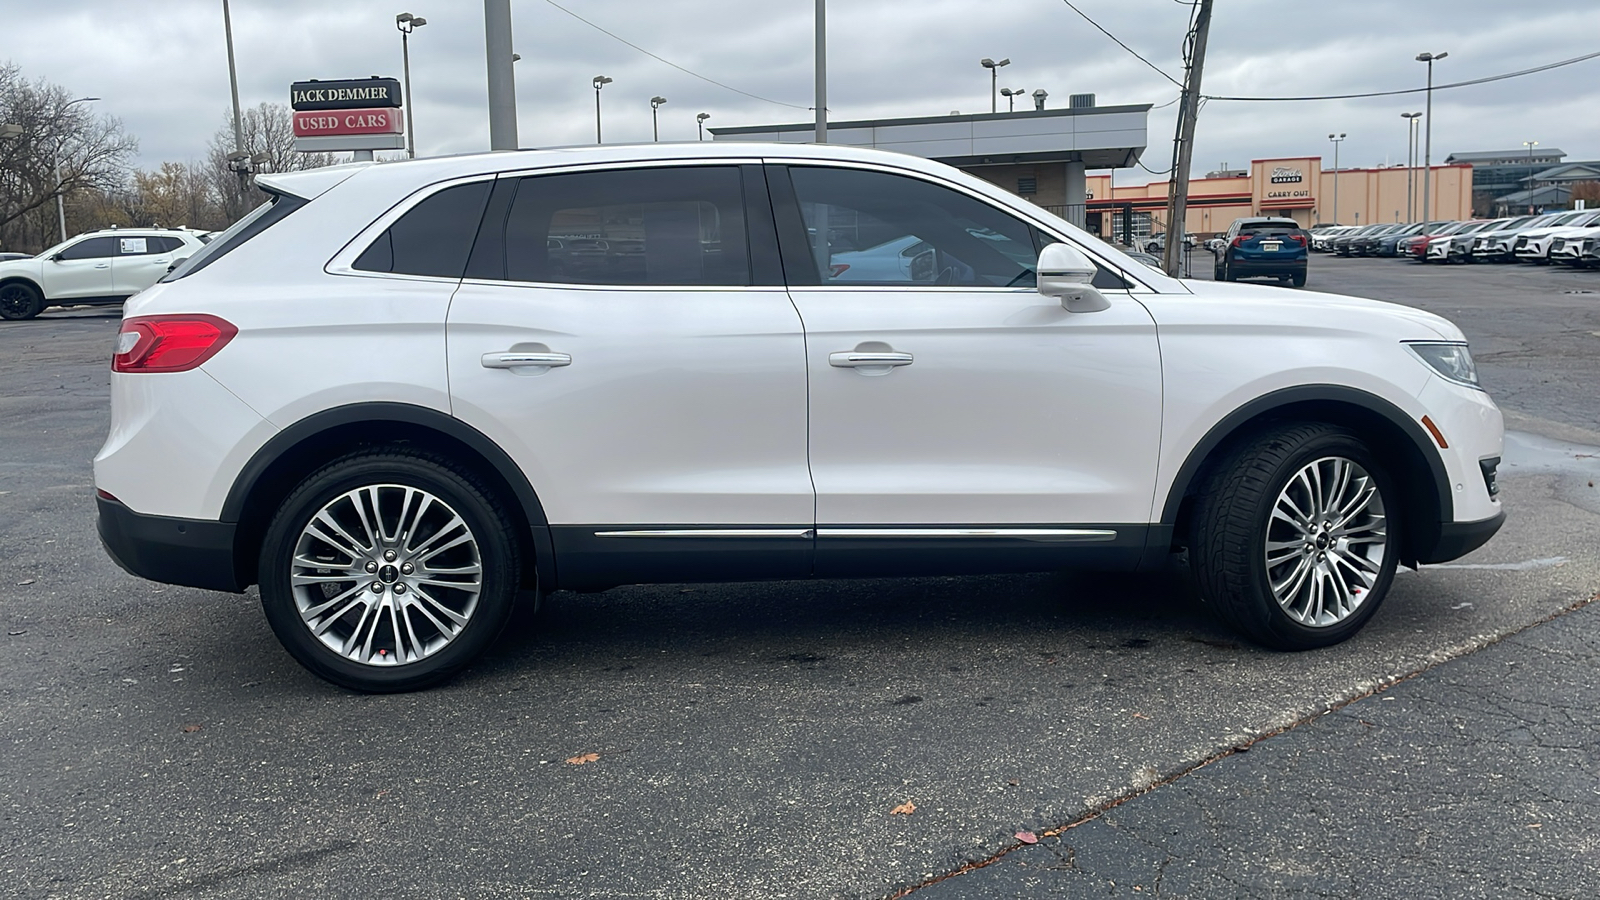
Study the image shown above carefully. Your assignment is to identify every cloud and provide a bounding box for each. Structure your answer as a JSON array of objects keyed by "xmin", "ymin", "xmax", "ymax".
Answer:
[{"xmin": 4, "ymin": 0, "xmax": 1597, "ymax": 180}]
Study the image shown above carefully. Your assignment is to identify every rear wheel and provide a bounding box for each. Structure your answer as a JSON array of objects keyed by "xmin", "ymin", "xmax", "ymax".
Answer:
[
  {"xmin": 1290, "ymin": 271, "xmax": 1307, "ymax": 288},
  {"xmin": 258, "ymin": 451, "xmax": 521, "ymax": 692},
  {"xmin": 1192, "ymin": 423, "xmax": 1398, "ymax": 650},
  {"xmin": 0, "ymin": 282, "xmax": 43, "ymax": 320}
]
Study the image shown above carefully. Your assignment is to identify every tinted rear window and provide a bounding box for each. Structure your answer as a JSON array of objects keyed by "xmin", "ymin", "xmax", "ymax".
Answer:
[{"xmin": 1239, "ymin": 221, "xmax": 1300, "ymax": 235}]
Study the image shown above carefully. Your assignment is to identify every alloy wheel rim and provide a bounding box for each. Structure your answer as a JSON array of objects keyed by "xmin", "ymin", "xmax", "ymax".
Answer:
[
  {"xmin": 290, "ymin": 484, "xmax": 483, "ymax": 666},
  {"xmin": 1263, "ymin": 456, "xmax": 1388, "ymax": 628},
  {"xmin": 0, "ymin": 286, "xmax": 31, "ymax": 317}
]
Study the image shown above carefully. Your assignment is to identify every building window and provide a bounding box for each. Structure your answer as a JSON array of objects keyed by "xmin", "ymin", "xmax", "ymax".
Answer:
[
  {"xmin": 1111, "ymin": 210, "xmax": 1153, "ymax": 239},
  {"xmin": 1016, "ymin": 176, "xmax": 1038, "ymax": 195}
]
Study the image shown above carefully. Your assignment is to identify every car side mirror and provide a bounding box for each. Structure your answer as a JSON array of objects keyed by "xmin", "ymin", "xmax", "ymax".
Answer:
[
  {"xmin": 167, "ymin": 256, "xmax": 191, "ymax": 274},
  {"xmin": 1036, "ymin": 243, "xmax": 1110, "ymax": 313},
  {"xmin": 49, "ymin": 252, "xmax": 64, "ymax": 262}
]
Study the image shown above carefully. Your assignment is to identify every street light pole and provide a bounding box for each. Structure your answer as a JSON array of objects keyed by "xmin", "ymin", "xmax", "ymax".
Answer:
[
  {"xmin": 650, "ymin": 96, "xmax": 667, "ymax": 141},
  {"xmin": 1328, "ymin": 132, "xmax": 1345, "ymax": 225},
  {"xmin": 1000, "ymin": 87, "xmax": 1022, "ymax": 112},
  {"xmin": 1416, "ymin": 51, "xmax": 1447, "ymax": 220},
  {"xmin": 980, "ymin": 58, "xmax": 1010, "ymax": 113},
  {"xmin": 592, "ymin": 75, "xmax": 612, "ymax": 144},
  {"xmin": 483, "ymin": 0, "xmax": 518, "ymax": 151},
  {"xmin": 397, "ymin": 12, "xmax": 428, "ymax": 158},
  {"xmin": 814, "ymin": 0, "xmax": 826, "ymax": 143},
  {"xmin": 697, "ymin": 112, "xmax": 710, "ymax": 141},
  {"xmin": 55, "ymin": 96, "xmax": 99, "ymax": 243},
  {"xmin": 1401, "ymin": 112, "xmax": 1422, "ymax": 223}
]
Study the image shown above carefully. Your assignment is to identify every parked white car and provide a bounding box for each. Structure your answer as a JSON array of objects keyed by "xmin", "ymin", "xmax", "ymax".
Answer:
[
  {"xmin": 0, "ymin": 228, "xmax": 207, "ymax": 320},
  {"xmin": 94, "ymin": 143, "xmax": 1505, "ymax": 691},
  {"xmin": 1513, "ymin": 211, "xmax": 1600, "ymax": 263}
]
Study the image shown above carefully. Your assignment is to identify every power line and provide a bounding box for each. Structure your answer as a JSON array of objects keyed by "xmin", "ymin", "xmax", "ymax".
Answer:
[
  {"xmin": 1203, "ymin": 50, "xmax": 1600, "ymax": 101},
  {"xmin": 1057, "ymin": 0, "xmax": 1184, "ymax": 88},
  {"xmin": 541, "ymin": 0, "xmax": 810, "ymax": 110}
]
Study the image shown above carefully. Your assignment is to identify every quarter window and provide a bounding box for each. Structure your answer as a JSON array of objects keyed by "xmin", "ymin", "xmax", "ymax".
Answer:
[
  {"xmin": 354, "ymin": 180, "xmax": 493, "ymax": 278},
  {"xmin": 499, "ymin": 166, "xmax": 749, "ymax": 286}
]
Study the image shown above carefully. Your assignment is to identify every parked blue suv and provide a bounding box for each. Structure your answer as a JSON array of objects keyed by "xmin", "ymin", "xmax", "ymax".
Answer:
[{"xmin": 1213, "ymin": 217, "xmax": 1308, "ymax": 287}]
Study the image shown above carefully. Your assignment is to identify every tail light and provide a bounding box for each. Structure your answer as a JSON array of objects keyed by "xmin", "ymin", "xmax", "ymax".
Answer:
[
  {"xmin": 828, "ymin": 263, "xmax": 851, "ymax": 277},
  {"xmin": 1231, "ymin": 236, "xmax": 1247, "ymax": 247},
  {"xmin": 1290, "ymin": 234, "xmax": 1307, "ymax": 246},
  {"xmin": 113, "ymin": 314, "xmax": 237, "ymax": 373}
]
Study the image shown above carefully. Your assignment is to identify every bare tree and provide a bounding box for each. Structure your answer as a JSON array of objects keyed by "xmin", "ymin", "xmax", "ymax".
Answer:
[
  {"xmin": 208, "ymin": 102, "xmax": 338, "ymax": 222},
  {"xmin": 0, "ymin": 63, "xmax": 138, "ymax": 252}
]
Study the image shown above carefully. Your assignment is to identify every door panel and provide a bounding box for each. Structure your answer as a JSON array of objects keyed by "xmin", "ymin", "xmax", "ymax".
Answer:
[
  {"xmin": 777, "ymin": 164, "xmax": 1164, "ymax": 530},
  {"xmin": 112, "ymin": 235, "xmax": 175, "ymax": 295},
  {"xmin": 45, "ymin": 236, "xmax": 117, "ymax": 299},
  {"xmin": 445, "ymin": 166, "xmax": 813, "ymax": 532}
]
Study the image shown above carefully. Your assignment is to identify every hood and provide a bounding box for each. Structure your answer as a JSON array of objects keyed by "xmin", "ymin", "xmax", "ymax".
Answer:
[{"xmin": 1177, "ymin": 278, "xmax": 1464, "ymax": 341}]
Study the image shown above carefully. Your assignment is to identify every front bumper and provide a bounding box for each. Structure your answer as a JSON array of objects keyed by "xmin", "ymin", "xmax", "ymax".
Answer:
[
  {"xmin": 97, "ymin": 495, "xmax": 243, "ymax": 593},
  {"xmin": 1414, "ymin": 510, "xmax": 1506, "ymax": 565}
]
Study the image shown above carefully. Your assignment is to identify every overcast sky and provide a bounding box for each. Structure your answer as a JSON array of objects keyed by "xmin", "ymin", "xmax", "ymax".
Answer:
[{"xmin": 6, "ymin": 0, "xmax": 1599, "ymax": 183}]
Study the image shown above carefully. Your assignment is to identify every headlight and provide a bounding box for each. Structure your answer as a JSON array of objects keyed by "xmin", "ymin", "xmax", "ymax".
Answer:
[{"xmin": 1407, "ymin": 342, "xmax": 1480, "ymax": 389}]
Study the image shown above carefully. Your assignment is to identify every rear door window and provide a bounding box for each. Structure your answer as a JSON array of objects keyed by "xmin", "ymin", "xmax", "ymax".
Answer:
[{"xmin": 492, "ymin": 166, "xmax": 751, "ymax": 286}]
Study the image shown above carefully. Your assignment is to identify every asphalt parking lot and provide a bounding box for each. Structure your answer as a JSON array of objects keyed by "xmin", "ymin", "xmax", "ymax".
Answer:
[{"xmin": 3, "ymin": 257, "xmax": 1598, "ymax": 899}]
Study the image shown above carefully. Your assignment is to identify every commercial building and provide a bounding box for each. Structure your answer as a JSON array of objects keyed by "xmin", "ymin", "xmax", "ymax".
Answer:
[
  {"xmin": 1080, "ymin": 158, "xmax": 1472, "ymax": 241},
  {"xmin": 1445, "ymin": 148, "xmax": 1565, "ymax": 215}
]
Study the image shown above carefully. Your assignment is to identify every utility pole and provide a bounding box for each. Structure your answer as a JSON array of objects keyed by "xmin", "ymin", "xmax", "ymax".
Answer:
[
  {"xmin": 484, "ymin": 0, "xmax": 518, "ymax": 151},
  {"xmin": 814, "ymin": 0, "xmax": 826, "ymax": 142},
  {"xmin": 1161, "ymin": 0, "xmax": 1211, "ymax": 277},
  {"xmin": 1416, "ymin": 51, "xmax": 1446, "ymax": 221}
]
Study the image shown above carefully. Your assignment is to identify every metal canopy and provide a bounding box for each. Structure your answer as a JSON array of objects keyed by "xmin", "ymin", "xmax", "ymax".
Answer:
[{"xmin": 710, "ymin": 105, "xmax": 1150, "ymax": 170}]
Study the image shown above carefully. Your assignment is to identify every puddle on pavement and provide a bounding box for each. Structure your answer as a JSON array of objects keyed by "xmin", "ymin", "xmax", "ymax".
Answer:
[{"xmin": 1502, "ymin": 430, "xmax": 1600, "ymax": 515}]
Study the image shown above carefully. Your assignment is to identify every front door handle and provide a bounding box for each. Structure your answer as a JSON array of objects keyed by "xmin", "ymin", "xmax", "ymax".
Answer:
[
  {"xmin": 481, "ymin": 351, "xmax": 572, "ymax": 369},
  {"xmin": 828, "ymin": 351, "xmax": 913, "ymax": 368},
  {"xmin": 94, "ymin": 263, "xmax": 110, "ymax": 269}
]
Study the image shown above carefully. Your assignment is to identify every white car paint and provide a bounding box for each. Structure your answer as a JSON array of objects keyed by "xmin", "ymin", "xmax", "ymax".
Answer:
[
  {"xmin": 95, "ymin": 141, "xmax": 1501, "ymax": 561},
  {"xmin": 0, "ymin": 229, "xmax": 205, "ymax": 307}
]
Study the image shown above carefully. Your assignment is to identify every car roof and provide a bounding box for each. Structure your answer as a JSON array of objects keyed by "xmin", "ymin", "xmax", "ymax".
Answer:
[{"xmin": 257, "ymin": 141, "xmax": 1033, "ymax": 200}]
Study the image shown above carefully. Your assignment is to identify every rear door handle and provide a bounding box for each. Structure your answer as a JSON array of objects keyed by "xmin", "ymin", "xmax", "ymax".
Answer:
[
  {"xmin": 829, "ymin": 351, "xmax": 913, "ymax": 368},
  {"xmin": 481, "ymin": 351, "xmax": 572, "ymax": 369}
]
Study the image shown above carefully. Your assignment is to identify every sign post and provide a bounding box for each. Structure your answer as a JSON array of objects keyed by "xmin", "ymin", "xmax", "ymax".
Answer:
[{"xmin": 290, "ymin": 77, "xmax": 406, "ymax": 160}]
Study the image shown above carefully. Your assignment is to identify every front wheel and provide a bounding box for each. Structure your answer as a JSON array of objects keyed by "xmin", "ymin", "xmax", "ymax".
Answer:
[
  {"xmin": 1191, "ymin": 423, "xmax": 1398, "ymax": 650},
  {"xmin": 0, "ymin": 282, "xmax": 43, "ymax": 320},
  {"xmin": 258, "ymin": 451, "xmax": 521, "ymax": 692}
]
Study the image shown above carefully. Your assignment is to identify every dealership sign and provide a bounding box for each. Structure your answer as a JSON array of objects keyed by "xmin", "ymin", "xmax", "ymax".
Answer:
[
  {"xmin": 290, "ymin": 78, "xmax": 402, "ymax": 111},
  {"xmin": 293, "ymin": 108, "xmax": 403, "ymax": 137},
  {"xmin": 290, "ymin": 77, "xmax": 405, "ymax": 153}
]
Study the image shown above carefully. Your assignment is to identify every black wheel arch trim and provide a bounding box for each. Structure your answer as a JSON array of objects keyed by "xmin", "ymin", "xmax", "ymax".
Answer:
[
  {"xmin": 221, "ymin": 402, "xmax": 557, "ymax": 591},
  {"xmin": 1157, "ymin": 384, "xmax": 1453, "ymax": 559}
]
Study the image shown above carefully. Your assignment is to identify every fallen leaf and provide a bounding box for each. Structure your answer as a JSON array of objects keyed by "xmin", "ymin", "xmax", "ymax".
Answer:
[
  {"xmin": 565, "ymin": 752, "xmax": 600, "ymax": 765},
  {"xmin": 16, "ymin": 579, "xmax": 35, "ymax": 586},
  {"xmin": 890, "ymin": 802, "xmax": 916, "ymax": 815},
  {"xmin": 1130, "ymin": 712, "xmax": 1149, "ymax": 720},
  {"xmin": 1015, "ymin": 831, "xmax": 1038, "ymax": 844},
  {"xmin": 181, "ymin": 724, "xmax": 202, "ymax": 733},
  {"xmin": 1007, "ymin": 779, "xmax": 1019, "ymax": 787},
  {"xmin": 7, "ymin": 630, "xmax": 24, "ymax": 636}
]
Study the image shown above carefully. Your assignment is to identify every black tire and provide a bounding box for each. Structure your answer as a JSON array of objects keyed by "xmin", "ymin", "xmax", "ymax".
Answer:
[
  {"xmin": 0, "ymin": 282, "xmax": 44, "ymax": 320},
  {"xmin": 1290, "ymin": 271, "xmax": 1307, "ymax": 288},
  {"xmin": 1191, "ymin": 423, "xmax": 1399, "ymax": 650},
  {"xmin": 1221, "ymin": 259, "xmax": 1236, "ymax": 282},
  {"xmin": 258, "ymin": 450, "xmax": 521, "ymax": 692}
]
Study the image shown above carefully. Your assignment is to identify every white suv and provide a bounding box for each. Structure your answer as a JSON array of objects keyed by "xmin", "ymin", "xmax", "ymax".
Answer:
[
  {"xmin": 94, "ymin": 144, "xmax": 1505, "ymax": 692},
  {"xmin": 0, "ymin": 228, "xmax": 207, "ymax": 320}
]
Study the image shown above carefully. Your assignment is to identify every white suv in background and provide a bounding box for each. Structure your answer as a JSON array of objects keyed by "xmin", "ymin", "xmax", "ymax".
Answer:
[
  {"xmin": 0, "ymin": 227, "xmax": 207, "ymax": 320},
  {"xmin": 94, "ymin": 144, "xmax": 1505, "ymax": 692}
]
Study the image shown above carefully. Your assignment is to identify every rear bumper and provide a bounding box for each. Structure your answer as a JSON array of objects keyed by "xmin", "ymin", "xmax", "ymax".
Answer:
[
  {"xmin": 1228, "ymin": 256, "xmax": 1306, "ymax": 276},
  {"xmin": 1414, "ymin": 510, "xmax": 1506, "ymax": 565},
  {"xmin": 97, "ymin": 496, "xmax": 243, "ymax": 592}
]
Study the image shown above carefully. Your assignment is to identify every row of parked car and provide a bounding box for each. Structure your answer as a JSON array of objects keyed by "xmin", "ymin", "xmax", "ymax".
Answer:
[{"xmin": 1310, "ymin": 210, "xmax": 1600, "ymax": 266}]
